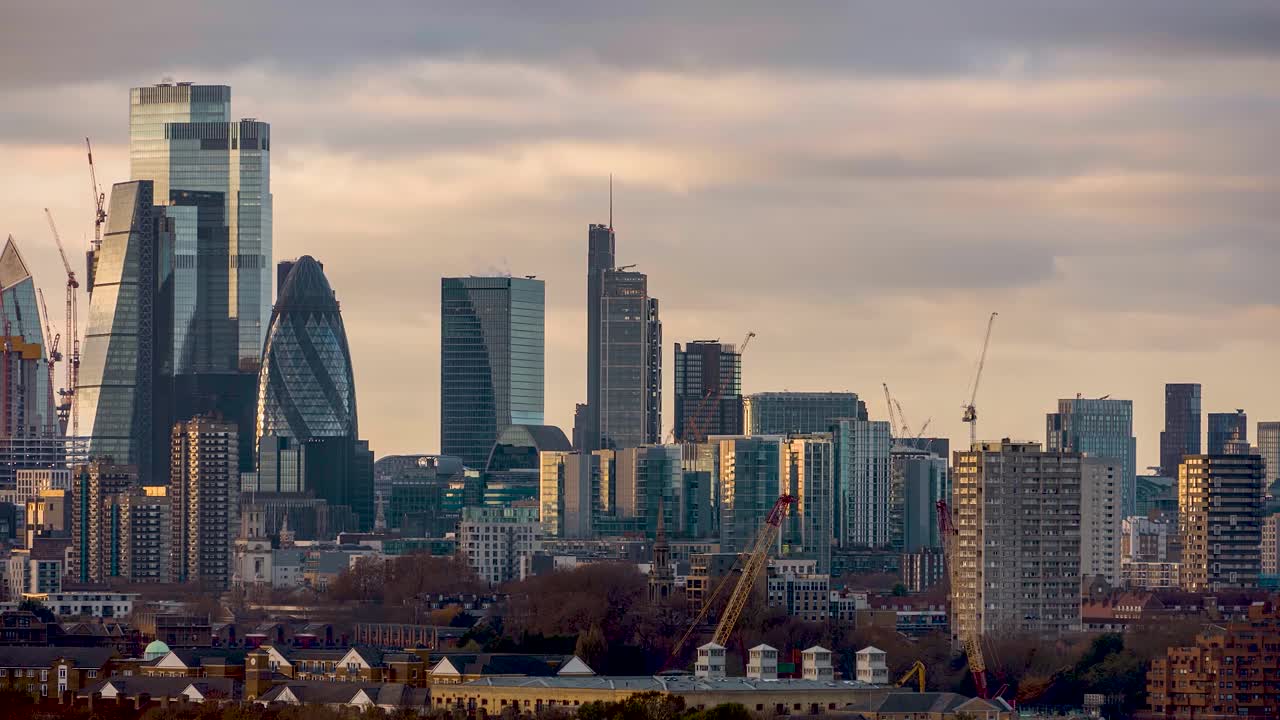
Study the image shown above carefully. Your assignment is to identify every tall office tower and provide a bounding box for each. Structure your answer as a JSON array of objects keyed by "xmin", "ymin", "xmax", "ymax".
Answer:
[
  {"xmin": 614, "ymin": 444, "xmax": 683, "ymax": 536},
  {"xmin": 1208, "ymin": 410, "xmax": 1249, "ymax": 455},
  {"xmin": 70, "ymin": 461, "xmax": 138, "ymax": 583},
  {"xmin": 582, "ymin": 223, "xmax": 662, "ymax": 451},
  {"xmin": 744, "ymin": 392, "xmax": 866, "ymax": 435},
  {"xmin": 538, "ymin": 450, "xmax": 611, "ymax": 539},
  {"xmin": 170, "ymin": 416, "xmax": 237, "ymax": 588},
  {"xmin": 783, "ymin": 435, "xmax": 835, "ymax": 573},
  {"xmin": 128, "ymin": 83, "xmax": 270, "ymax": 473},
  {"xmin": 1259, "ymin": 422, "xmax": 1280, "ymax": 486},
  {"xmin": 714, "ymin": 436, "xmax": 784, "ymax": 555},
  {"xmin": 117, "ymin": 485, "xmax": 171, "ymax": 583},
  {"xmin": 1159, "ymin": 383, "xmax": 1202, "ymax": 477},
  {"xmin": 1080, "ymin": 458, "xmax": 1121, "ymax": 586},
  {"xmin": 257, "ymin": 257, "xmax": 374, "ymax": 528},
  {"xmin": 440, "ymin": 277, "xmax": 546, "ymax": 469},
  {"xmin": 889, "ymin": 446, "xmax": 948, "ymax": 552},
  {"xmin": 832, "ymin": 418, "xmax": 891, "ymax": 548},
  {"xmin": 673, "ymin": 341, "xmax": 743, "ymax": 442},
  {"xmin": 78, "ymin": 181, "xmax": 174, "ymax": 483},
  {"xmin": 952, "ymin": 441, "xmax": 1082, "ymax": 638},
  {"xmin": 1178, "ymin": 454, "xmax": 1265, "ymax": 592},
  {"xmin": 1046, "ymin": 397, "xmax": 1138, "ymax": 517}
]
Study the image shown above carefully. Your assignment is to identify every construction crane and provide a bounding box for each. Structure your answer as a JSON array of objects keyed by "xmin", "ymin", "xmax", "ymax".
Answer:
[
  {"xmin": 896, "ymin": 661, "xmax": 927, "ymax": 693},
  {"xmin": 739, "ymin": 331, "xmax": 756, "ymax": 353},
  {"xmin": 894, "ymin": 399, "xmax": 913, "ymax": 440},
  {"xmin": 937, "ymin": 499, "xmax": 989, "ymax": 699},
  {"xmin": 671, "ymin": 494, "xmax": 796, "ymax": 658},
  {"xmin": 44, "ymin": 209, "xmax": 80, "ymax": 437},
  {"xmin": 84, "ymin": 138, "xmax": 106, "ymax": 293},
  {"xmin": 915, "ymin": 418, "xmax": 932, "ymax": 440},
  {"xmin": 960, "ymin": 312, "xmax": 997, "ymax": 448},
  {"xmin": 37, "ymin": 289, "xmax": 61, "ymax": 431},
  {"xmin": 882, "ymin": 383, "xmax": 899, "ymax": 439}
]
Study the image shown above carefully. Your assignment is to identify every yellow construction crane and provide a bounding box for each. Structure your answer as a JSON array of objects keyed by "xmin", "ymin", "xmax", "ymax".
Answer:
[
  {"xmin": 896, "ymin": 661, "xmax": 926, "ymax": 693},
  {"xmin": 671, "ymin": 494, "xmax": 795, "ymax": 658},
  {"xmin": 961, "ymin": 312, "xmax": 997, "ymax": 448},
  {"xmin": 938, "ymin": 499, "xmax": 989, "ymax": 698}
]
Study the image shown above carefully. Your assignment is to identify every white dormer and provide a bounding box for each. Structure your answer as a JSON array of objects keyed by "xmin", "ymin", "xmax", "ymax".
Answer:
[
  {"xmin": 429, "ymin": 657, "xmax": 461, "ymax": 678},
  {"xmin": 747, "ymin": 644, "xmax": 778, "ymax": 680},
  {"xmin": 695, "ymin": 642, "xmax": 726, "ymax": 679},
  {"xmin": 558, "ymin": 656, "xmax": 596, "ymax": 676},
  {"xmin": 802, "ymin": 645, "xmax": 833, "ymax": 681}
]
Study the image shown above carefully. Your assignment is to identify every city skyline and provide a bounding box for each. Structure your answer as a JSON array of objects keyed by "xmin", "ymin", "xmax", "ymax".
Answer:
[{"xmin": 3, "ymin": 4, "xmax": 1280, "ymax": 468}]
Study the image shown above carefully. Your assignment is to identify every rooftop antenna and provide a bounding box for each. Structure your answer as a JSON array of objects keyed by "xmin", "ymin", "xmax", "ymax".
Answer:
[{"xmin": 609, "ymin": 174, "xmax": 613, "ymax": 231}]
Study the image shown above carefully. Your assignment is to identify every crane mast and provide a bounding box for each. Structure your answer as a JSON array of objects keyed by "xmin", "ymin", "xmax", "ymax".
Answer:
[
  {"xmin": 961, "ymin": 312, "xmax": 997, "ymax": 448},
  {"xmin": 670, "ymin": 493, "xmax": 795, "ymax": 659},
  {"xmin": 44, "ymin": 209, "xmax": 80, "ymax": 437},
  {"xmin": 938, "ymin": 499, "xmax": 989, "ymax": 698},
  {"xmin": 882, "ymin": 383, "xmax": 899, "ymax": 439},
  {"xmin": 37, "ymin": 288, "xmax": 62, "ymax": 433}
]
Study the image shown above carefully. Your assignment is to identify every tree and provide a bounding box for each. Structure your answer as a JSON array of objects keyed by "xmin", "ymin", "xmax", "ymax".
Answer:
[{"xmin": 16, "ymin": 599, "xmax": 54, "ymax": 623}]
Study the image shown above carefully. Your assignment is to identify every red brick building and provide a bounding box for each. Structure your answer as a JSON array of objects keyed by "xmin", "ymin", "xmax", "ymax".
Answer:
[{"xmin": 1147, "ymin": 602, "xmax": 1280, "ymax": 718}]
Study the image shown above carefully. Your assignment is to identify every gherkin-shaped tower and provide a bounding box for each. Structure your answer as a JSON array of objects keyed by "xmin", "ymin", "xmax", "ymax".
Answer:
[{"xmin": 255, "ymin": 256, "xmax": 357, "ymax": 445}]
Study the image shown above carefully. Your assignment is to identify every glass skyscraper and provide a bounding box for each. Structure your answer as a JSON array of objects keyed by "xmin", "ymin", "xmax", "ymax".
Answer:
[
  {"xmin": 832, "ymin": 418, "xmax": 892, "ymax": 548},
  {"xmin": 1208, "ymin": 410, "xmax": 1248, "ymax": 455},
  {"xmin": 580, "ymin": 223, "xmax": 662, "ymax": 451},
  {"xmin": 440, "ymin": 277, "xmax": 545, "ymax": 469},
  {"xmin": 78, "ymin": 181, "xmax": 174, "ymax": 483},
  {"xmin": 744, "ymin": 392, "xmax": 866, "ymax": 435},
  {"xmin": 1160, "ymin": 383, "xmax": 1202, "ymax": 478},
  {"xmin": 0, "ymin": 236, "xmax": 58, "ymax": 437},
  {"xmin": 1046, "ymin": 397, "xmax": 1138, "ymax": 517},
  {"xmin": 129, "ymin": 83, "xmax": 272, "ymax": 370},
  {"xmin": 673, "ymin": 341, "xmax": 743, "ymax": 442},
  {"xmin": 1258, "ymin": 422, "xmax": 1280, "ymax": 486}
]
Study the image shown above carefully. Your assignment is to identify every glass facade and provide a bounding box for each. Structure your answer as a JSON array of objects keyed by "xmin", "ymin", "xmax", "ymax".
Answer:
[
  {"xmin": 715, "ymin": 436, "xmax": 784, "ymax": 555},
  {"xmin": 890, "ymin": 446, "xmax": 948, "ymax": 552},
  {"xmin": 1160, "ymin": 383, "xmax": 1202, "ymax": 477},
  {"xmin": 0, "ymin": 236, "xmax": 59, "ymax": 438},
  {"xmin": 673, "ymin": 341, "xmax": 743, "ymax": 442},
  {"xmin": 440, "ymin": 277, "xmax": 545, "ymax": 469},
  {"xmin": 1208, "ymin": 411, "xmax": 1248, "ymax": 455},
  {"xmin": 1259, "ymin": 422, "xmax": 1280, "ymax": 485},
  {"xmin": 78, "ymin": 181, "xmax": 172, "ymax": 482},
  {"xmin": 129, "ymin": 83, "xmax": 271, "ymax": 372},
  {"xmin": 783, "ymin": 435, "xmax": 835, "ymax": 573},
  {"xmin": 256, "ymin": 257, "xmax": 356, "ymax": 443},
  {"xmin": 832, "ymin": 418, "xmax": 891, "ymax": 548},
  {"xmin": 581, "ymin": 224, "xmax": 661, "ymax": 451},
  {"xmin": 744, "ymin": 392, "xmax": 866, "ymax": 435},
  {"xmin": 1046, "ymin": 397, "xmax": 1138, "ymax": 517}
]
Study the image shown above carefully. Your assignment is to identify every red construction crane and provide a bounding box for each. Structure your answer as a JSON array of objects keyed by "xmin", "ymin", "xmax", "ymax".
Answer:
[
  {"xmin": 938, "ymin": 499, "xmax": 989, "ymax": 699},
  {"xmin": 671, "ymin": 494, "xmax": 795, "ymax": 658},
  {"xmin": 43, "ymin": 209, "xmax": 79, "ymax": 437}
]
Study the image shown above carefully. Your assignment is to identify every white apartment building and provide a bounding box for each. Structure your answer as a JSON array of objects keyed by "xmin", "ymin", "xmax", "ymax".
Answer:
[{"xmin": 460, "ymin": 505, "xmax": 540, "ymax": 585}]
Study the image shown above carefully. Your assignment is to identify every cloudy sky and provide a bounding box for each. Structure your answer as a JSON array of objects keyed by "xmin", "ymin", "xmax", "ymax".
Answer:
[{"xmin": 3, "ymin": 2, "xmax": 1278, "ymax": 467}]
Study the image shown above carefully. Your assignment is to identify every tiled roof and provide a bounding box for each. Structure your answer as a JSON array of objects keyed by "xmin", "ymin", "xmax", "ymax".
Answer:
[{"xmin": 0, "ymin": 647, "xmax": 115, "ymax": 669}]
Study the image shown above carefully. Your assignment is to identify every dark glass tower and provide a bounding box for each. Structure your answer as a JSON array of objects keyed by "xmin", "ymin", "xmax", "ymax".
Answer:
[
  {"xmin": 673, "ymin": 341, "xmax": 743, "ymax": 442},
  {"xmin": 1160, "ymin": 383, "xmax": 1202, "ymax": 477},
  {"xmin": 582, "ymin": 222, "xmax": 662, "ymax": 451},
  {"xmin": 1208, "ymin": 410, "xmax": 1248, "ymax": 455},
  {"xmin": 1046, "ymin": 397, "xmax": 1138, "ymax": 517},
  {"xmin": 440, "ymin": 276, "xmax": 545, "ymax": 468}
]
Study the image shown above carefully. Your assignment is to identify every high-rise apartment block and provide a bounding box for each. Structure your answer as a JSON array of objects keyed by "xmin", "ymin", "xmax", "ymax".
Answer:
[
  {"xmin": 117, "ymin": 485, "xmax": 171, "ymax": 583},
  {"xmin": 782, "ymin": 435, "xmax": 835, "ymax": 573},
  {"xmin": 1208, "ymin": 410, "xmax": 1249, "ymax": 455},
  {"xmin": 1159, "ymin": 383, "xmax": 1202, "ymax": 478},
  {"xmin": 78, "ymin": 181, "xmax": 174, "ymax": 483},
  {"xmin": 715, "ymin": 436, "xmax": 786, "ymax": 556},
  {"xmin": 1263, "ymin": 513, "xmax": 1280, "ymax": 581},
  {"xmin": 580, "ymin": 223, "xmax": 662, "ymax": 452},
  {"xmin": 440, "ymin": 277, "xmax": 545, "ymax": 469},
  {"xmin": 952, "ymin": 441, "xmax": 1082, "ymax": 638},
  {"xmin": 673, "ymin": 341, "xmax": 743, "ymax": 442},
  {"xmin": 744, "ymin": 392, "xmax": 865, "ymax": 435},
  {"xmin": 70, "ymin": 462, "xmax": 138, "ymax": 583},
  {"xmin": 170, "ymin": 416, "xmax": 237, "ymax": 588},
  {"xmin": 1047, "ymin": 397, "xmax": 1138, "ymax": 517},
  {"xmin": 1080, "ymin": 458, "xmax": 1121, "ymax": 585},
  {"xmin": 833, "ymin": 418, "xmax": 892, "ymax": 548},
  {"xmin": 1178, "ymin": 454, "xmax": 1264, "ymax": 592},
  {"xmin": 459, "ymin": 505, "xmax": 539, "ymax": 586}
]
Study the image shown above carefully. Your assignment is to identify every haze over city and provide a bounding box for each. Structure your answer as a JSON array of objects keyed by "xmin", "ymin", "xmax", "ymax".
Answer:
[{"xmin": 3, "ymin": 1, "xmax": 1279, "ymax": 465}]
